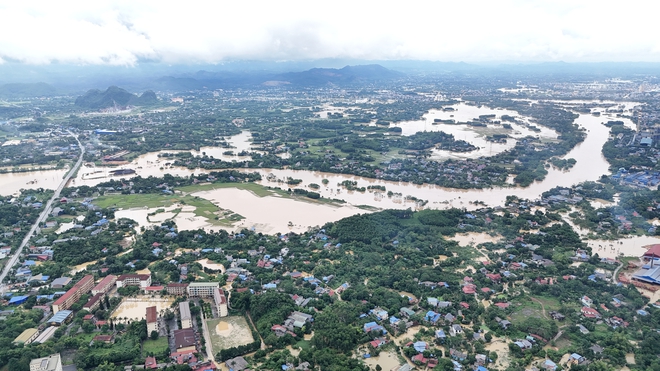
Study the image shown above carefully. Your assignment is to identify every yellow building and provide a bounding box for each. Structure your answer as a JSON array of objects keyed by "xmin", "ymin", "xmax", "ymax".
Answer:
[{"xmin": 14, "ymin": 328, "xmax": 39, "ymax": 345}]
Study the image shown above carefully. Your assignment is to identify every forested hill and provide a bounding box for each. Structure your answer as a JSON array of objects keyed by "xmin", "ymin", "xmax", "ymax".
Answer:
[{"xmin": 74, "ymin": 86, "xmax": 158, "ymax": 110}]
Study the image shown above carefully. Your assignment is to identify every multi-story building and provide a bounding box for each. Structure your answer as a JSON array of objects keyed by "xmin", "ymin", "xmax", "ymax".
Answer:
[
  {"xmin": 179, "ymin": 301, "xmax": 192, "ymax": 329},
  {"xmin": 52, "ymin": 275, "xmax": 94, "ymax": 313},
  {"xmin": 91, "ymin": 275, "xmax": 117, "ymax": 295},
  {"xmin": 83, "ymin": 293, "xmax": 104, "ymax": 312},
  {"xmin": 187, "ymin": 282, "xmax": 219, "ymax": 297},
  {"xmin": 146, "ymin": 306, "xmax": 158, "ymax": 335},
  {"xmin": 213, "ymin": 287, "xmax": 228, "ymax": 317},
  {"xmin": 166, "ymin": 283, "xmax": 188, "ymax": 296},
  {"xmin": 29, "ymin": 353, "xmax": 62, "ymax": 371},
  {"xmin": 116, "ymin": 274, "xmax": 151, "ymax": 289}
]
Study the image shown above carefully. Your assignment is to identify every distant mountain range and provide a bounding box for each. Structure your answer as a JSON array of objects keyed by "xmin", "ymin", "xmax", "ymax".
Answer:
[
  {"xmin": 74, "ymin": 86, "xmax": 158, "ymax": 110},
  {"xmin": 3, "ymin": 61, "xmax": 660, "ymax": 97},
  {"xmin": 149, "ymin": 64, "xmax": 404, "ymax": 91},
  {"xmin": 271, "ymin": 64, "xmax": 403, "ymax": 86},
  {"xmin": 0, "ymin": 82, "xmax": 57, "ymax": 98}
]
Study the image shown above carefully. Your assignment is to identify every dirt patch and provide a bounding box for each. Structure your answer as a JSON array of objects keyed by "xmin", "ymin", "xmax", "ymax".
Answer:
[
  {"xmin": 207, "ymin": 316, "xmax": 254, "ymax": 350},
  {"xmin": 363, "ymin": 350, "xmax": 403, "ymax": 371},
  {"xmin": 485, "ymin": 339, "xmax": 510, "ymax": 368}
]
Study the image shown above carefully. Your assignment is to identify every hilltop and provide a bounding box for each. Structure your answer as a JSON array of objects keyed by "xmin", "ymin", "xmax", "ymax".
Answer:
[{"xmin": 74, "ymin": 86, "xmax": 158, "ymax": 110}]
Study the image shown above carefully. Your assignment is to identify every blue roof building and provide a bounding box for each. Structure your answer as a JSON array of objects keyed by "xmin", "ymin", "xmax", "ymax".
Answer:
[
  {"xmin": 363, "ymin": 322, "xmax": 386, "ymax": 334},
  {"xmin": 413, "ymin": 341, "xmax": 428, "ymax": 353},
  {"xmin": 8, "ymin": 296, "xmax": 29, "ymax": 305}
]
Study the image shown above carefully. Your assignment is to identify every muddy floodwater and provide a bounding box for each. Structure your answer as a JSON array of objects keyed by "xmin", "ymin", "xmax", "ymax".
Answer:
[
  {"xmin": 0, "ymin": 168, "xmax": 69, "ymax": 196},
  {"xmin": 115, "ymin": 204, "xmax": 215, "ymax": 233},
  {"xmin": 392, "ymin": 102, "xmax": 558, "ymax": 160},
  {"xmin": 111, "ymin": 297, "xmax": 174, "ymax": 321},
  {"xmin": 191, "ymin": 187, "xmax": 365, "ymax": 234},
  {"xmin": 448, "ymin": 232, "xmax": 502, "ymax": 247},
  {"xmin": 2, "ymin": 100, "xmax": 653, "ymax": 250},
  {"xmin": 586, "ymin": 235, "xmax": 660, "ymax": 259}
]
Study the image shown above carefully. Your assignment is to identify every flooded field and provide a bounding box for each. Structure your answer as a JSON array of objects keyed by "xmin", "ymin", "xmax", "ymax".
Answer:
[
  {"xmin": 586, "ymin": 235, "xmax": 660, "ymax": 258},
  {"xmin": 391, "ymin": 102, "xmax": 558, "ymax": 160},
  {"xmin": 55, "ymin": 215, "xmax": 85, "ymax": 234},
  {"xmin": 448, "ymin": 232, "xmax": 502, "ymax": 247},
  {"xmin": 0, "ymin": 168, "xmax": 69, "ymax": 196},
  {"xmin": 115, "ymin": 204, "xmax": 215, "ymax": 233},
  {"xmin": 206, "ymin": 316, "xmax": 254, "ymax": 351},
  {"xmin": 191, "ymin": 187, "xmax": 365, "ymax": 234},
  {"xmin": 111, "ymin": 297, "xmax": 174, "ymax": 321},
  {"xmin": 196, "ymin": 259, "xmax": 225, "ymax": 272}
]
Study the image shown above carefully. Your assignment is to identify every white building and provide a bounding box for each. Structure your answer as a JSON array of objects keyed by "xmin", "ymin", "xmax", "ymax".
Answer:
[
  {"xmin": 187, "ymin": 282, "xmax": 220, "ymax": 297},
  {"xmin": 179, "ymin": 301, "xmax": 192, "ymax": 329},
  {"xmin": 30, "ymin": 353, "xmax": 62, "ymax": 371}
]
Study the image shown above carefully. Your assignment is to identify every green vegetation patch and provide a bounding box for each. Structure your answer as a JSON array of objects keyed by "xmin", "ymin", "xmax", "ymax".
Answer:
[{"xmin": 142, "ymin": 337, "xmax": 168, "ymax": 355}]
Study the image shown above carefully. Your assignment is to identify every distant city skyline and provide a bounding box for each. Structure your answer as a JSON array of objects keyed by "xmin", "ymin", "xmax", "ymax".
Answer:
[{"xmin": 0, "ymin": 0, "xmax": 657, "ymax": 66}]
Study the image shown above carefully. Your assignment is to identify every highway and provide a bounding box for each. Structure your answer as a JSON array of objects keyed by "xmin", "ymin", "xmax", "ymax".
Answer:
[{"xmin": 0, "ymin": 131, "xmax": 84, "ymax": 293}]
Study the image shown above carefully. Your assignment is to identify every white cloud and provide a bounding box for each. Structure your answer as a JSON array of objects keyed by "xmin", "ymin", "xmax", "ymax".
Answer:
[{"xmin": 0, "ymin": 0, "xmax": 658, "ymax": 65}]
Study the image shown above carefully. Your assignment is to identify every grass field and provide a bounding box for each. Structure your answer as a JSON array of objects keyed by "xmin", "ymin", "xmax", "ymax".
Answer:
[
  {"xmin": 95, "ymin": 193, "xmax": 238, "ymax": 226},
  {"xmin": 295, "ymin": 340, "xmax": 311, "ymax": 350},
  {"xmin": 177, "ymin": 182, "xmax": 277, "ymax": 197},
  {"xmin": 142, "ymin": 337, "xmax": 168, "ymax": 355},
  {"xmin": 206, "ymin": 316, "xmax": 254, "ymax": 351},
  {"xmin": 180, "ymin": 181, "xmax": 346, "ymax": 206},
  {"xmin": 94, "ymin": 193, "xmax": 181, "ymax": 209}
]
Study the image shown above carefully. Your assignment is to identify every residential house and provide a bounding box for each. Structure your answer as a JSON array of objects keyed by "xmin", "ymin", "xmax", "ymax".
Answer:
[
  {"xmin": 581, "ymin": 307, "xmax": 600, "ymax": 319},
  {"xmin": 549, "ymin": 311, "xmax": 565, "ymax": 321},
  {"xmin": 449, "ymin": 348, "xmax": 467, "ymax": 361},
  {"xmin": 568, "ymin": 353, "xmax": 587, "ymax": 366},
  {"xmin": 514, "ymin": 339, "xmax": 533, "ymax": 350},
  {"xmin": 449, "ymin": 324, "xmax": 463, "ymax": 337}
]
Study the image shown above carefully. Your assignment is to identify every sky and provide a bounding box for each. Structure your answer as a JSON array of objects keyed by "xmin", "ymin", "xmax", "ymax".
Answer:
[{"xmin": 0, "ymin": 0, "xmax": 658, "ymax": 66}]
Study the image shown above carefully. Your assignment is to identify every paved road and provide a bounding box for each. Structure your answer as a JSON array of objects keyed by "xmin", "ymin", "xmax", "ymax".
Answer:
[
  {"xmin": 200, "ymin": 310, "xmax": 218, "ymax": 366},
  {"xmin": 0, "ymin": 131, "xmax": 84, "ymax": 293}
]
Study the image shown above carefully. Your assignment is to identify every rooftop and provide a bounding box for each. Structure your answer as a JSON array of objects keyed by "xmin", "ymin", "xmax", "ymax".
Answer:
[
  {"xmin": 48, "ymin": 310, "xmax": 73, "ymax": 324},
  {"xmin": 14, "ymin": 328, "xmax": 38, "ymax": 343}
]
